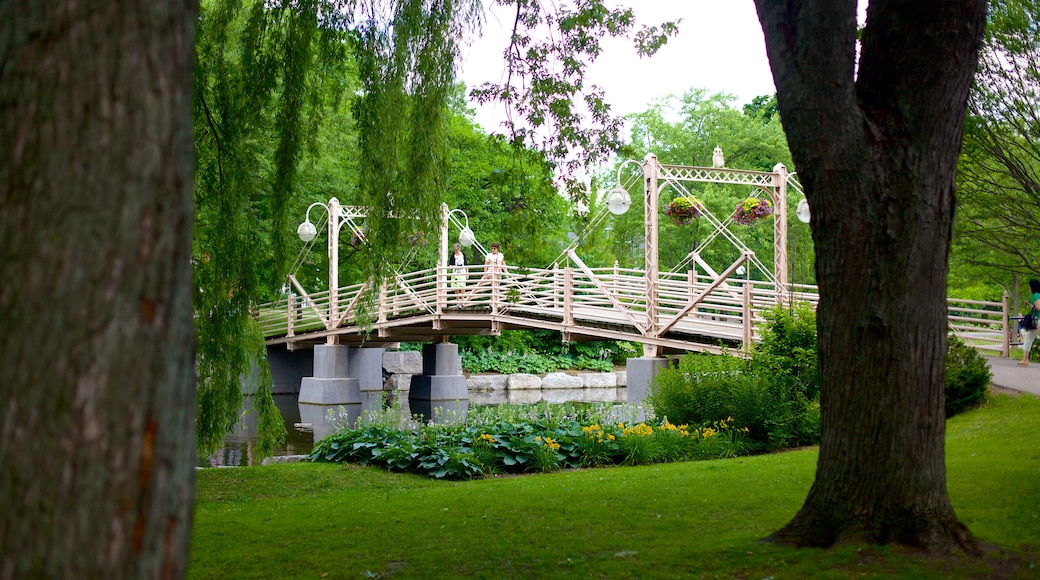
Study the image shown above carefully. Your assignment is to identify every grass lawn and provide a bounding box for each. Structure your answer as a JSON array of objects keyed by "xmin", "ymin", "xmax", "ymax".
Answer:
[{"xmin": 190, "ymin": 393, "xmax": 1040, "ymax": 578}]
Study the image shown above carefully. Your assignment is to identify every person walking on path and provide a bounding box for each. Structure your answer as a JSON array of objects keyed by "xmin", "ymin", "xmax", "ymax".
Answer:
[{"xmin": 1018, "ymin": 279, "xmax": 1040, "ymax": 367}]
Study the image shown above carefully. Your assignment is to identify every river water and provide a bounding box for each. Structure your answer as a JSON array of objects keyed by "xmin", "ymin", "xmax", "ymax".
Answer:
[{"xmin": 198, "ymin": 394, "xmax": 317, "ymax": 467}]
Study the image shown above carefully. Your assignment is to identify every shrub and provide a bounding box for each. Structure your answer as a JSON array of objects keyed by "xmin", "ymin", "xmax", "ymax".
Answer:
[
  {"xmin": 946, "ymin": 335, "xmax": 991, "ymax": 417},
  {"xmin": 647, "ymin": 303, "xmax": 822, "ymax": 451},
  {"xmin": 645, "ymin": 353, "xmax": 775, "ymax": 445}
]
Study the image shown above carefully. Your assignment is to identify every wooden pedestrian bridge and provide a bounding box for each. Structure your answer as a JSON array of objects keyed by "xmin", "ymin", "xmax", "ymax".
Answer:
[
  {"xmin": 258, "ymin": 154, "xmax": 1015, "ymax": 358},
  {"xmin": 258, "ymin": 261, "xmax": 1014, "ymax": 358}
]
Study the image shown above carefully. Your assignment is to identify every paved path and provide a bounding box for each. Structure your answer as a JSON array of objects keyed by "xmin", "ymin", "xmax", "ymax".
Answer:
[{"xmin": 988, "ymin": 356, "xmax": 1040, "ymax": 396}]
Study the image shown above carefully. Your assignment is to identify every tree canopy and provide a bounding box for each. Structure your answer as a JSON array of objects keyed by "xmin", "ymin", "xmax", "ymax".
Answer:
[{"xmin": 952, "ymin": 0, "xmax": 1040, "ymax": 303}]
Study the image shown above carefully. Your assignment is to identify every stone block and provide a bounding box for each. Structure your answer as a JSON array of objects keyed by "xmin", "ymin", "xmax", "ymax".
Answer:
[
  {"xmin": 467, "ymin": 374, "xmax": 508, "ymax": 393},
  {"xmin": 350, "ymin": 347, "xmax": 386, "ymax": 393},
  {"xmin": 467, "ymin": 376, "xmax": 507, "ymax": 407},
  {"xmin": 626, "ymin": 357, "xmax": 673, "ymax": 407},
  {"xmin": 507, "ymin": 373, "xmax": 542, "ymax": 390},
  {"xmin": 409, "ymin": 375, "xmax": 469, "ymax": 401},
  {"xmin": 578, "ymin": 372, "xmax": 617, "ymax": 389},
  {"xmin": 382, "ymin": 351, "xmax": 423, "ymax": 375},
  {"xmin": 409, "ymin": 375, "xmax": 469, "ymax": 423},
  {"xmin": 383, "ymin": 374, "xmax": 412, "ymax": 395},
  {"xmin": 541, "ymin": 372, "xmax": 583, "ymax": 390}
]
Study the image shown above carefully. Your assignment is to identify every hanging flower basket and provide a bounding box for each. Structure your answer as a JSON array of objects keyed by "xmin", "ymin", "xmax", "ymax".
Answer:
[
  {"xmin": 732, "ymin": 197, "xmax": 772, "ymax": 226},
  {"xmin": 348, "ymin": 230, "xmax": 367, "ymax": 249},
  {"xmin": 665, "ymin": 196, "xmax": 703, "ymax": 225}
]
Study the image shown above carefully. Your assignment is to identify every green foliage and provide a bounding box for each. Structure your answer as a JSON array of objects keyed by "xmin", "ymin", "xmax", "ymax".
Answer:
[
  {"xmin": 353, "ymin": 0, "xmax": 483, "ymax": 296},
  {"xmin": 453, "ymin": 329, "xmax": 637, "ymax": 374},
  {"xmin": 444, "ymin": 108, "xmax": 572, "ymax": 269},
  {"xmin": 945, "ymin": 335, "xmax": 992, "ymax": 417},
  {"xmin": 647, "ymin": 304, "xmax": 822, "ymax": 450},
  {"xmin": 310, "ymin": 402, "xmax": 750, "ymax": 479},
  {"xmin": 754, "ymin": 302, "xmax": 820, "ymax": 402},
  {"xmin": 470, "ymin": 1, "xmax": 679, "ymax": 203},
  {"xmin": 193, "ymin": 0, "xmax": 353, "ymax": 457},
  {"xmin": 742, "ymin": 94, "xmax": 779, "ymax": 123},
  {"xmin": 954, "ymin": 0, "xmax": 1040, "ymax": 282}
]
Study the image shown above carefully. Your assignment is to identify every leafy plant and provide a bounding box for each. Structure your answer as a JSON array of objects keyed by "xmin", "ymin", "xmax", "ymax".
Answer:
[
  {"xmin": 648, "ymin": 303, "xmax": 822, "ymax": 450},
  {"xmin": 310, "ymin": 402, "xmax": 752, "ymax": 479},
  {"xmin": 945, "ymin": 335, "xmax": 991, "ymax": 417},
  {"xmin": 616, "ymin": 421, "xmax": 659, "ymax": 465}
]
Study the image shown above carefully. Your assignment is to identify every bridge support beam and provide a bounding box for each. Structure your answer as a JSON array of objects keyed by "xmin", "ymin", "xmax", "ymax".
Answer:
[
  {"xmin": 350, "ymin": 347, "xmax": 387, "ymax": 416},
  {"xmin": 298, "ymin": 345, "xmax": 385, "ymax": 438},
  {"xmin": 298, "ymin": 344, "xmax": 360, "ymax": 439},
  {"xmin": 409, "ymin": 343, "xmax": 468, "ymax": 423},
  {"xmin": 626, "ymin": 356, "xmax": 673, "ymax": 410}
]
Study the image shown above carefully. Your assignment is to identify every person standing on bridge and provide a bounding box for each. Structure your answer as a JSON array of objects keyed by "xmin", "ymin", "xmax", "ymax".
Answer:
[
  {"xmin": 484, "ymin": 242, "xmax": 506, "ymax": 276},
  {"xmin": 484, "ymin": 242, "xmax": 507, "ymax": 305},
  {"xmin": 449, "ymin": 243, "xmax": 467, "ymax": 298},
  {"xmin": 1018, "ymin": 279, "xmax": 1040, "ymax": 367}
]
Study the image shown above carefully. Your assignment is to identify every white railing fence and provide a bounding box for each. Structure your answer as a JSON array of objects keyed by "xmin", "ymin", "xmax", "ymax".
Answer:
[{"xmin": 258, "ymin": 268, "xmax": 1010, "ymax": 357}]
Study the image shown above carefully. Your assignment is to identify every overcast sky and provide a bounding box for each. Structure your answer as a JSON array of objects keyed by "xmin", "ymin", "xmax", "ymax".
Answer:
[{"xmin": 459, "ymin": 1, "xmax": 778, "ymax": 131}]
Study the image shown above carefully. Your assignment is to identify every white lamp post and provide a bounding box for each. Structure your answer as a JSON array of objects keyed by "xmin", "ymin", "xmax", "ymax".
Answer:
[
  {"xmin": 440, "ymin": 205, "xmax": 481, "ymax": 254},
  {"xmin": 296, "ymin": 197, "xmax": 366, "ymax": 341},
  {"xmin": 438, "ymin": 204, "xmax": 483, "ymax": 311}
]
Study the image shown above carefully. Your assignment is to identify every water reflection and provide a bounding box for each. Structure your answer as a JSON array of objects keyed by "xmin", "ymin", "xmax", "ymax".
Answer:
[{"xmin": 200, "ymin": 394, "xmax": 318, "ymax": 467}]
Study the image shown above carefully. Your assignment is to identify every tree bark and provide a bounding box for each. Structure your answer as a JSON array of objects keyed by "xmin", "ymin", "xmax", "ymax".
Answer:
[
  {"xmin": 0, "ymin": 1, "xmax": 198, "ymax": 577},
  {"xmin": 752, "ymin": 0, "xmax": 987, "ymax": 552}
]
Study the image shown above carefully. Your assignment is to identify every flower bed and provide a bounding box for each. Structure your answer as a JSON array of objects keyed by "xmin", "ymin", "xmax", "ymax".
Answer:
[{"xmin": 310, "ymin": 402, "xmax": 751, "ymax": 479}]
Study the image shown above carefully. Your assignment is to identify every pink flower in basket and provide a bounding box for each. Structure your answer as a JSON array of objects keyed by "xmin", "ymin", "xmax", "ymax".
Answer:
[
  {"xmin": 733, "ymin": 197, "xmax": 772, "ymax": 226},
  {"xmin": 665, "ymin": 196, "xmax": 702, "ymax": 225}
]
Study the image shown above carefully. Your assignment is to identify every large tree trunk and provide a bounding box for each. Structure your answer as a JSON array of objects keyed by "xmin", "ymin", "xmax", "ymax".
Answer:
[
  {"xmin": 753, "ymin": 0, "xmax": 987, "ymax": 552},
  {"xmin": 0, "ymin": 1, "xmax": 198, "ymax": 577}
]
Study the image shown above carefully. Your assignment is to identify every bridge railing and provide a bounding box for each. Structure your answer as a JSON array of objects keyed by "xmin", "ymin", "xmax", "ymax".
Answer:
[
  {"xmin": 257, "ymin": 267, "xmax": 1009, "ymax": 357},
  {"xmin": 946, "ymin": 296, "xmax": 1009, "ymax": 357}
]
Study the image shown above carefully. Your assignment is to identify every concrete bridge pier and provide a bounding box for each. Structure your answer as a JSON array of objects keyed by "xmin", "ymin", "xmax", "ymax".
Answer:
[
  {"xmin": 298, "ymin": 345, "xmax": 385, "ymax": 439},
  {"xmin": 350, "ymin": 346, "xmax": 386, "ymax": 416},
  {"xmin": 409, "ymin": 343, "xmax": 468, "ymax": 423},
  {"xmin": 626, "ymin": 356, "xmax": 672, "ymax": 416}
]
